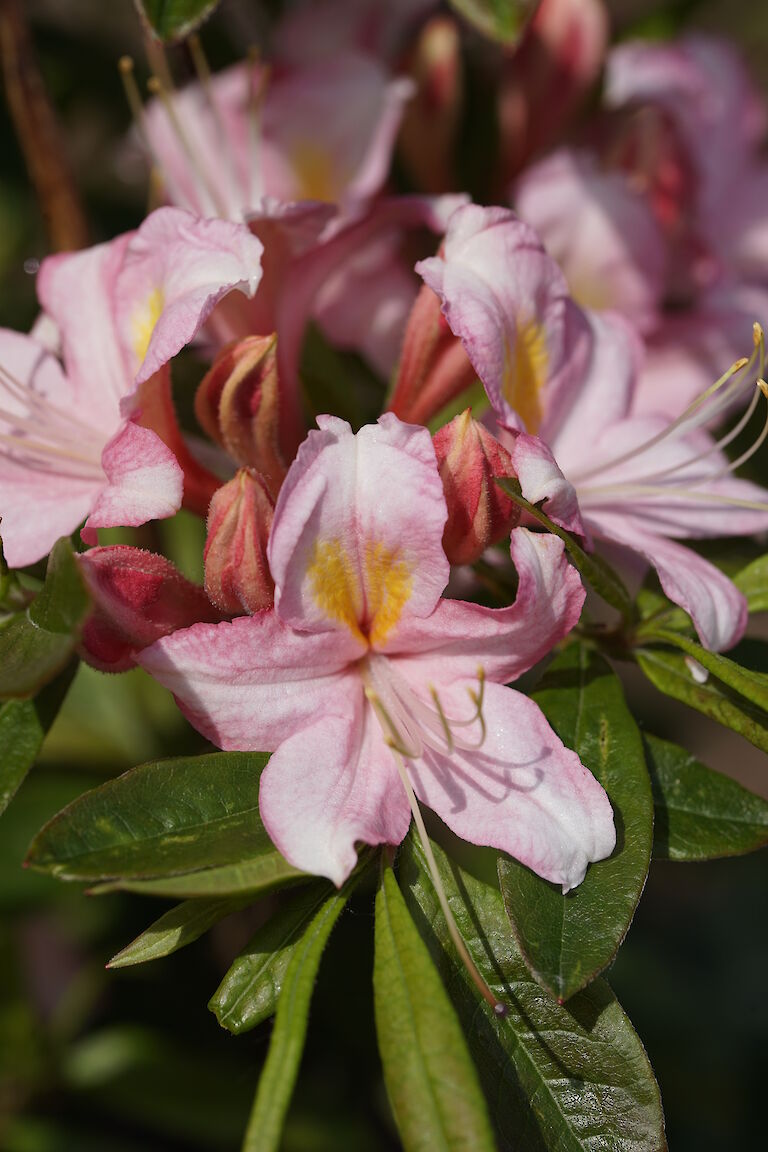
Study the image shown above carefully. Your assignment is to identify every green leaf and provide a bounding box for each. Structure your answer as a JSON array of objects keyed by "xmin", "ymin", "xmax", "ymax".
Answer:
[
  {"xmin": 375, "ymin": 856, "xmax": 495, "ymax": 1152},
  {"xmin": 644, "ymin": 733, "xmax": 768, "ymax": 861},
  {"xmin": 0, "ymin": 539, "xmax": 89, "ymax": 699},
  {"xmin": 496, "ymin": 478, "xmax": 633, "ymax": 616},
  {"xmin": 241, "ymin": 870, "xmax": 363, "ymax": 1152},
  {"xmin": 25, "ymin": 751, "xmax": 301, "ymax": 886},
  {"xmin": 88, "ymin": 855, "xmax": 305, "ymax": 899},
  {"xmin": 448, "ymin": 0, "xmax": 538, "ymax": 44},
  {"xmin": 401, "ymin": 833, "xmax": 667, "ymax": 1152},
  {"xmin": 644, "ymin": 628, "xmax": 768, "ymax": 714},
  {"xmin": 210, "ymin": 882, "xmax": 330, "ymax": 1035},
  {"xmin": 734, "ymin": 553, "xmax": 768, "ymax": 613},
  {"xmin": 0, "ymin": 665, "xmax": 76, "ymax": 817},
  {"xmin": 636, "ymin": 648, "xmax": 768, "ymax": 754},
  {"xmin": 107, "ymin": 896, "xmax": 250, "ymax": 969},
  {"xmin": 498, "ymin": 645, "xmax": 653, "ymax": 1002},
  {"xmin": 134, "ymin": 0, "xmax": 221, "ymax": 42}
]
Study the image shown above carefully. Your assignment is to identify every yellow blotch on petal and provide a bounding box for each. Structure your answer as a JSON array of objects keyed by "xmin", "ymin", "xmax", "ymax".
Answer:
[
  {"xmin": 307, "ymin": 538, "xmax": 364, "ymax": 641},
  {"xmin": 364, "ymin": 540, "xmax": 412, "ymax": 647},
  {"xmin": 502, "ymin": 319, "xmax": 549, "ymax": 435},
  {"xmin": 132, "ymin": 287, "xmax": 165, "ymax": 367},
  {"xmin": 290, "ymin": 141, "xmax": 338, "ymax": 203},
  {"xmin": 306, "ymin": 536, "xmax": 412, "ymax": 646}
]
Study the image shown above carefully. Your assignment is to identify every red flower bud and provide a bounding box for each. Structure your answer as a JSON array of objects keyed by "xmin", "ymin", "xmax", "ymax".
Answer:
[
  {"xmin": 433, "ymin": 410, "xmax": 521, "ymax": 565},
  {"xmin": 388, "ymin": 278, "xmax": 477, "ymax": 425},
  {"xmin": 79, "ymin": 546, "xmax": 222, "ymax": 673},
  {"xmin": 398, "ymin": 15, "xmax": 463, "ymax": 194},
  {"xmin": 195, "ymin": 334, "xmax": 287, "ymax": 498},
  {"xmin": 204, "ymin": 468, "xmax": 275, "ymax": 616}
]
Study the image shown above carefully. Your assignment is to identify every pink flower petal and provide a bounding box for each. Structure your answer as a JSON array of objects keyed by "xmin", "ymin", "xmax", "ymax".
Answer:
[
  {"xmin": 408, "ymin": 682, "xmax": 615, "ymax": 892},
  {"xmin": 260, "ymin": 706, "xmax": 411, "ymax": 885},
  {"xmin": 138, "ymin": 612, "xmax": 366, "ymax": 751},
  {"xmin": 587, "ymin": 511, "xmax": 747, "ymax": 651},
  {"xmin": 269, "ymin": 414, "xmax": 449, "ymax": 644},
  {"xmin": 503, "ymin": 431, "xmax": 585, "ymax": 537},
  {"xmin": 82, "ymin": 421, "xmax": 183, "ymax": 540},
  {"xmin": 380, "ymin": 527, "xmax": 584, "ymax": 684},
  {"xmin": 117, "ymin": 208, "xmax": 264, "ymax": 385}
]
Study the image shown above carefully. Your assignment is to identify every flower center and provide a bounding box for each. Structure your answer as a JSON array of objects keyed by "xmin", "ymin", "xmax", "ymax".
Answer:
[
  {"xmin": 360, "ymin": 652, "xmax": 486, "ymax": 761},
  {"xmin": 570, "ymin": 322, "xmax": 768, "ymax": 513},
  {"xmin": 0, "ymin": 355, "xmax": 104, "ymax": 480}
]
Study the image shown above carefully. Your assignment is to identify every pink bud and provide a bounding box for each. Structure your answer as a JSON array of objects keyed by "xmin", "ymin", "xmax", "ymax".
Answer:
[
  {"xmin": 398, "ymin": 15, "xmax": 463, "ymax": 194},
  {"xmin": 388, "ymin": 279, "xmax": 477, "ymax": 425},
  {"xmin": 433, "ymin": 410, "xmax": 521, "ymax": 565},
  {"xmin": 204, "ymin": 468, "xmax": 275, "ymax": 616},
  {"xmin": 497, "ymin": 0, "xmax": 608, "ymax": 186},
  {"xmin": 195, "ymin": 334, "xmax": 287, "ymax": 499},
  {"xmin": 78, "ymin": 546, "xmax": 222, "ymax": 673}
]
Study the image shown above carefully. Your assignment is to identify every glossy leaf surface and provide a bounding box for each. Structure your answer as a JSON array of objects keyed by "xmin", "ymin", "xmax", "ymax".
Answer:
[
  {"xmin": 210, "ymin": 882, "xmax": 331, "ymax": 1034},
  {"xmin": 108, "ymin": 897, "xmax": 250, "ymax": 968},
  {"xmin": 0, "ymin": 667, "xmax": 76, "ymax": 816},
  {"xmin": 498, "ymin": 645, "xmax": 653, "ymax": 1001},
  {"xmin": 0, "ymin": 539, "xmax": 89, "ymax": 699},
  {"xmin": 637, "ymin": 648, "xmax": 768, "ymax": 754},
  {"xmin": 375, "ymin": 857, "xmax": 495, "ymax": 1152},
  {"xmin": 734, "ymin": 553, "xmax": 768, "ymax": 613},
  {"xmin": 645, "ymin": 733, "xmax": 768, "ymax": 861},
  {"xmin": 448, "ymin": 0, "xmax": 538, "ymax": 44},
  {"xmin": 25, "ymin": 751, "xmax": 297, "ymax": 882},
  {"xmin": 400, "ymin": 833, "xmax": 667, "ymax": 1152},
  {"xmin": 242, "ymin": 872, "xmax": 362, "ymax": 1152}
]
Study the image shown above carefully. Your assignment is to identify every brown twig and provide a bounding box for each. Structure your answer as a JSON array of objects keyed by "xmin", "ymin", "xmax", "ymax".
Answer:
[{"xmin": 0, "ymin": 0, "xmax": 88, "ymax": 251}]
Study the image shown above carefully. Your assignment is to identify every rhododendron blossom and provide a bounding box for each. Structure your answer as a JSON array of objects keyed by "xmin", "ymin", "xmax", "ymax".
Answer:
[
  {"xmin": 0, "ymin": 207, "xmax": 263, "ymax": 568},
  {"xmin": 418, "ymin": 204, "xmax": 768, "ymax": 651},
  {"xmin": 140, "ymin": 414, "xmax": 615, "ymax": 892}
]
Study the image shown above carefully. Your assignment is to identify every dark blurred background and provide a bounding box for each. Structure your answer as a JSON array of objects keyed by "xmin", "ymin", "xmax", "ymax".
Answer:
[{"xmin": 0, "ymin": 2, "xmax": 766, "ymax": 1149}]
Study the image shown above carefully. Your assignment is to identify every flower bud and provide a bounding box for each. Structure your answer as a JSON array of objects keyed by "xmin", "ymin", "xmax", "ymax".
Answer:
[
  {"xmin": 78, "ymin": 546, "xmax": 222, "ymax": 673},
  {"xmin": 388, "ymin": 279, "xmax": 477, "ymax": 425},
  {"xmin": 433, "ymin": 410, "xmax": 521, "ymax": 565},
  {"xmin": 398, "ymin": 15, "xmax": 463, "ymax": 194},
  {"xmin": 195, "ymin": 334, "xmax": 287, "ymax": 498},
  {"xmin": 204, "ymin": 468, "xmax": 275, "ymax": 615}
]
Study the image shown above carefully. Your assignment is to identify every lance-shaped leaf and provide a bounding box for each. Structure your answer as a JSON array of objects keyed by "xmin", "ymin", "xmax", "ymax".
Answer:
[
  {"xmin": 448, "ymin": 0, "xmax": 538, "ymax": 44},
  {"xmin": 400, "ymin": 832, "xmax": 667, "ymax": 1152},
  {"xmin": 0, "ymin": 665, "xmax": 75, "ymax": 817},
  {"xmin": 25, "ymin": 751, "xmax": 301, "ymax": 889},
  {"xmin": 108, "ymin": 896, "xmax": 251, "ymax": 969},
  {"xmin": 498, "ymin": 645, "xmax": 653, "ymax": 1002},
  {"xmin": 496, "ymin": 477, "xmax": 633, "ymax": 616},
  {"xmin": 643, "ymin": 629, "xmax": 768, "ymax": 714},
  {"xmin": 0, "ymin": 538, "xmax": 89, "ymax": 699},
  {"xmin": 133, "ymin": 0, "xmax": 220, "ymax": 42},
  {"xmin": 89, "ymin": 856, "xmax": 304, "ymax": 899},
  {"xmin": 210, "ymin": 882, "xmax": 331, "ymax": 1034},
  {"xmin": 241, "ymin": 871, "xmax": 363, "ymax": 1152},
  {"xmin": 637, "ymin": 648, "xmax": 768, "ymax": 754},
  {"xmin": 734, "ymin": 553, "xmax": 768, "ymax": 614},
  {"xmin": 375, "ymin": 856, "xmax": 495, "ymax": 1152},
  {"xmin": 644, "ymin": 733, "xmax": 768, "ymax": 861}
]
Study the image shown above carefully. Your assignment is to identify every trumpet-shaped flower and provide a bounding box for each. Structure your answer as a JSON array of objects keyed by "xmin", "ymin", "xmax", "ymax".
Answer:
[
  {"xmin": 418, "ymin": 204, "xmax": 768, "ymax": 651},
  {"xmin": 140, "ymin": 414, "xmax": 615, "ymax": 891},
  {"xmin": 0, "ymin": 208, "xmax": 263, "ymax": 568}
]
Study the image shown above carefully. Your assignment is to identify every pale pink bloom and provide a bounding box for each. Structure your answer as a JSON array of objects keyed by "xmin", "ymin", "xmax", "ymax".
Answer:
[
  {"xmin": 0, "ymin": 208, "xmax": 263, "ymax": 568},
  {"xmin": 418, "ymin": 204, "xmax": 768, "ymax": 651},
  {"xmin": 140, "ymin": 53, "xmax": 412, "ymax": 222},
  {"xmin": 140, "ymin": 414, "xmax": 615, "ymax": 891},
  {"xmin": 515, "ymin": 150, "xmax": 666, "ymax": 335}
]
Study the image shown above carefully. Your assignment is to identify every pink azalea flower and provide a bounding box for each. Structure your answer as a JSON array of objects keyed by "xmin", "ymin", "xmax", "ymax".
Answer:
[
  {"xmin": 0, "ymin": 208, "xmax": 263, "ymax": 568},
  {"xmin": 139, "ymin": 414, "xmax": 615, "ymax": 892},
  {"xmin": 418, "ymin": 204, "xmax": 768, "ymax": 651},
  {"xmin": 138, "ymin": 52, "xmax": 412, "ymax": 221}
]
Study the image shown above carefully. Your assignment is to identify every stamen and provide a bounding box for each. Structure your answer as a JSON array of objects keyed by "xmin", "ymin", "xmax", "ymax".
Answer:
[
  {"xmin": 187, "ymin": 34, "xmax": 242, "ymax": 215},
  {"xmin": 120, "ymin": 57, "xmax": 186, "ymax": 210},
  {"xmin": 147, "ymin": 75, "xmax": 228, "ymax": 218},
  {"xmin": 390, "ymin": 748, "xmax": 507, "ymax": 1016},
  {"xmin": 429, "ymin": 685, "xmax": 454, "ymax": 753}
]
